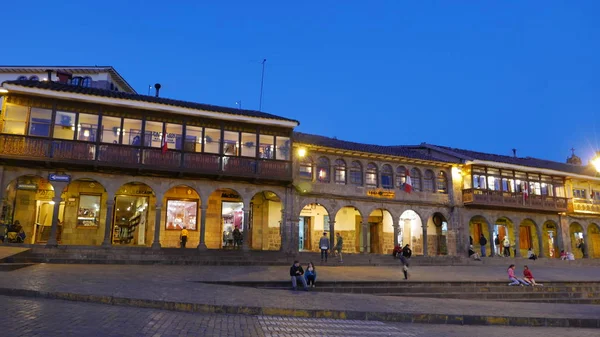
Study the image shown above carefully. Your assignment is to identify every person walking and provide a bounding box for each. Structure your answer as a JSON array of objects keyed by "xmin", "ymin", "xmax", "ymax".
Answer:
[
  {"xmin": 577, "ymin": 239, "xmax": 586, "ymax": 258},
  {"xmin": 180, "ymin": 226, "xmax": 189, "ymax": 248},
  {"xmin": 319, "ymin": 232, "xmax": 330, "ymax": 263},
  {"xmin": 503, "ymin": 237, "xmax": 511, "ymax": 257},
  {"xmin": 479, "ymin": 233, "xmax": 487, "ymax": 257},
  {"xmin": 334, "ymin": 232, "xmax": 344, "ymax": 263},
  {"xmin": 289, "ymin": 260, "xmax": 308, "ymax": 291},
  {"xmin": 495, "ymin": 235, "xmax": 501, "ymax": 257}
]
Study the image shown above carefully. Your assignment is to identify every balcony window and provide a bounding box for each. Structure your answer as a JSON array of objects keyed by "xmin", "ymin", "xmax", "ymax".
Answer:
[
  {"xmin": 592, "ymin": 191, "xmax": 600, "ymax": 200},
  {"xmin": 381, "ymin": 164, "xmax": 393, "ymax": 189},
  {"xmin": 241, "ymin": 132, "xmax": 256, "ymax": 157},
  {"xmin": 502, "ymin": 178, "xmax": 515, "ymax": 192},
  {"xmin": 555, "ymin": 185, "xmax": 566, "ymax": 197},
  {"xmin": 275, "ymin": 136, "xmax": 290, "ymax": 160},
  {"xmin": 29, "ymin": 107, "xmax": 52, "ymax": 137},
  {"xmin": 573, "ymin": 189, "xmax": 587, "ymax": 199},
  {"xmin": 316, "ymin": 157, "xmax": 330, "ymax": 183},
  {"xmin": 2, "ymin": 104, "xmax": 28, "ymax": 135},
  {"xmin": 53, "ymin": 111, "xmax": 76, "ymax": 140},
  {"xmin": 82, "ymin": 77, "xmax": 92, "ymax": 88},
  {"xmin": 410, "ymin": 168, "xmax": 422, "ymax": 191},
  {"xmin": 396, "ymin": 166, "xmax": 407, "ymax": 188},
  {"xmin": 223, "ymin": 131, "xmax": 239, "ymax": 156},
  {"xmin": 204, "ymin": 128, "xmax": 220, "ymax": 154},
  {"xmin": 184, "ymin": 125, "xmax": 203, "ymax": 152},
  {"xmin": 366, "ymin": 163, "xmax": 378, "ymax": 187},
  {"xmin": 259, "ymin": 135, "xmax": 274, "ymax": 159},
  {"xmin": 437, "ymin": 171, "xmax": 448, "ymax": 194},
  {"xmin": 143, "ymin": 120, "xmax": 163, "ymax": 147},
  {"xmin": 101, "ymin": 116, "xmax": 122, "ymax": 144},
  {"xmin": 530, "ymin": 182, "xmax": 541, "ymax": 195},
  {"xmin": 166, "ymin": 123, "xmax": 182, "ymax": 150},
  {"xmin": 122, "ymin": 118, "xmax": 141, "ymax": 145},
  {"xmin": 299, "ymin": 157, "xmax": 313, "ymax": 180},
  {"xmin": 473, "ymin": 174, "xmax": 486, "ymax": 189},
  {"xmin": 350, "ymin": 161, "xmax": 363, "ymax": 186},
  {"xmin": 76, "ymin": 113, "xmax": 99, "ymax": 142},
  {"xmin": 423, "ymin": 170, "xmax": 435, "ymax": 192},
  {"xmin": 334, "ymin": 159, "xmax": 346, "ymax": 185},
  {"xmin": 487, "ymin": 176, "xmax": 501, "ymax": 191}
]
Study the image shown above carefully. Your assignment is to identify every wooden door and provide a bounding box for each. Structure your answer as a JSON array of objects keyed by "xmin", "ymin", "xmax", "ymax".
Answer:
[
  {"xmin": 370, "ymin": 223, "xmax": 381, "ymax": 254},
  {"xmin": 472, "ymin": 223, "xmax": 482, "ymax": 243},
  {"xmin": 355, "ymin": 215, "xmax": 362, "ymax": 253},
  {"xmin": 591, "ymin": 234, "xmax": 600, "ymax": 258},
  {"xmin": 519, "ymin": 226, "xmax": 532, "ymax": 250},
  {"xmin": 303, "ymin": 217, "xmax": 311, "ymax": 250},
  {"xmin": 498, "ymin": 226, "xmax": 507, "ymax": 241}
]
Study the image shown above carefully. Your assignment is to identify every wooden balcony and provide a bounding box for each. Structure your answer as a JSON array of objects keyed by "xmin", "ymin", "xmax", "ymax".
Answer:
[
  {"xmin": 463, "ymin": 188, "xmax": 568, "ymax": 212},
  {"xmin": 570, "ymin": 198, "xmax": 600, "ymax": 215},
  {"xmin": 0, "ymin": 134, "xmax": 291, "ymax": 182}
]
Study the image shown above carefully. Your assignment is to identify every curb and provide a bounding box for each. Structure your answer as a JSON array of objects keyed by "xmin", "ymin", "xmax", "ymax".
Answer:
[{"xmin": 0, "ymin": 287, "xmax": 598, "ymax": 328}]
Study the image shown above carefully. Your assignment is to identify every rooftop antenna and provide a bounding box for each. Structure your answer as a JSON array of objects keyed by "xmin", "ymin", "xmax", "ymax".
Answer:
[
  {"xmin": 259, "ymin": 59, "xmax": 266, "ymax": 111},
  {"xmin": 148, "ymin": 85, "xmax": 153, "ymax": 96},
  {"xmin": 235, "ymin": 100, "xmax": 242, "ymax": 109}
]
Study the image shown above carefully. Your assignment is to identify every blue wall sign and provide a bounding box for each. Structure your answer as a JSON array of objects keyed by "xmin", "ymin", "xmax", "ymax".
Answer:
[{"xmin": 48, "ymin": 174, "xmax": 71, "ymax": 182}]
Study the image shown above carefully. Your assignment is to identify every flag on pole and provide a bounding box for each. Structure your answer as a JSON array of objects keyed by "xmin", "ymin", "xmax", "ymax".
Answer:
[
  {"xmin": 161, "ymin": 131, "xmax": 168, "ymax": 154},
  {"xmin": 404, "ymin": 170, "xmax": 412, "ymax": 194},
  {"xmin": 522, "ymin": 182, "xmax": 528, "ymax": 201}
]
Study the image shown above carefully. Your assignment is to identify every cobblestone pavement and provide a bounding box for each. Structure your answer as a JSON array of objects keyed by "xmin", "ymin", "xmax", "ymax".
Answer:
[
  {"xmin": 0, "ymin": 264, "xmax": 599, "ymax": 321},
  {"xmin": 1, "ymin": 296, "xmax": 596, "ymax": 337}
]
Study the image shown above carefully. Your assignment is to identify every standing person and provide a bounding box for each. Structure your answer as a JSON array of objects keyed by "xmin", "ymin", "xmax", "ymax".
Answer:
[
  {"xmin": 479, "ymin": 234, "xmax": 487, "ymax": 257},
  {"xmin": 334, "ymin": 232, "xmax": 344, "ymax": 263},
  {"xmin": 399, "ymin": 254, "xmax": 409, "ymax": 280},
  {"xmin": 507, "ymin": 264, "xmax": 529, "ymax": 286},
  {"xmin": 180, "ymin": 226, "xmax": 189, "ymax": 248},
  {"xmin": 402, "ymin": 244, "xmax": 412, "ymax": 259},
  {"xmin": 503, "ymin": 237, "xmax": 511, "ymax": 257},
  {"xmin": 319, "ymin": 232, "xmax": 330, "ymax": 263},
  {"xmin": 233, "ymin": 226, "xmax": 242, "ymax": 249},
  {"xmin": 523, "ymin": 265, "xmax": 542, "ymax": 286},
  {"xmin": 577, "ymin": 239, "xmax": 586, "ymax": 257},
  {"xmin": 495, "ymin": 235, "xmax": 501, "ymax": 257},
  {"xmin": 289, "ymin": 260, "xmax": 308, "ymax": 291},
  {"xmin": 304, "ymin": 262, "xmax": 317, "ymax": 288}
]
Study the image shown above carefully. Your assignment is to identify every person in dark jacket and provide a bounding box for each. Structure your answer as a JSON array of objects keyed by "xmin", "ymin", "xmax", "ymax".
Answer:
[
  {"xmin": 290, "ymin": 261, "xmax": 308, "ymax": 291},
  {"xmin": 401, "ymin": 244, "xmax": 412, "ymax": 258},
  {"xmin": 304, "ymin": 262, "xmax": 317, "ymax": 288},
  {"xmin": 319, "ymin": 232, "xmax": 330, "ymax": 263},
  {"xmin": 479, "ymin": 234, "xmax": 487, "ymax": 257}
]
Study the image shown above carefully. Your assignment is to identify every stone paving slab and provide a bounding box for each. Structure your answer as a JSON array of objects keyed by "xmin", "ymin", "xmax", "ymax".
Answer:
[{"xmin": 0, "ymin": 264, "xmax": 599, "ymax": 328}]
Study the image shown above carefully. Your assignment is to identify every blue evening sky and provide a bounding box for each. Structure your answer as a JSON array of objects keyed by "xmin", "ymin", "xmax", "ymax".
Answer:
[{"xmin": 3, "ymin": 1, "xmax": 599, "ymax": 163}]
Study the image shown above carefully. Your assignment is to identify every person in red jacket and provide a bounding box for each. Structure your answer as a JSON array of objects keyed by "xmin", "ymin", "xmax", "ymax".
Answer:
[{"xmin": 523, "ymin": 265, "xmax": 542, "ymax": 286}]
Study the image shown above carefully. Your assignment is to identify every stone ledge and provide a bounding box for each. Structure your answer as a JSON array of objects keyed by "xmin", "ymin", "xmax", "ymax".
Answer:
[{"xmin": 0, "ymin": 287, "xmax": 597, "ymax": 328}]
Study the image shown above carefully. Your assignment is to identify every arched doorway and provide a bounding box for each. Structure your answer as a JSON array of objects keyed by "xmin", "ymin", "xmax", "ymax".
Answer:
[
  {"xmin": 60, "ymin": 179, "xmax": 107, "ymax": 246},
  {"xmin": 163, "ymin": 185, "xmax": 200, "ymax": 248},
  {"xmin": 428, "ymin": 212, "xmax": 448, "ymax": 255},
  {"xmin": 298, "ymin": 203, "xmax": 329, "ymax": 252},
  {"xmin": 366, "ymin": 209, "xmax": 394, "ymax": 254},
  {"xmin": 519, "ymin": 219, "xmax": 539, "ymax": 258},
  {"xmin": 2, "ymin": 175, "xmax": 58, "ymax": 244},
  {"xmin": 113, "ymin": 182, "xmax": 155, "ymax": 246},
  {"xmin": 542, "ymin": 221, "xmax": 559, "ymax": 258},
  {"xmin": 587, "ymin": 223, "xmax": 600, "ymax": 258},
  {"xmin": 494, "ymin": 217, "xmax": 515, "ymax": 257},
  {"xmin": 468, "ymin": 216, "xmax": 490, "ymax": 257},
  {"xmin": 250, "ymin": 191, "xmax": 282, "ymax": 251},
  {"xmin": 206, "ymin": 188, "xmax": 244, "ymax": 249},
  {"xmin": 333, "ymin": 206, "xmax": 362, "ymax": 253},
  {"xmin": 569, "ymin": 222, "xmax": 585, "ymax": 259},
  {"xmin": 399, "ymin": 210, "xmax": 423, "ymax": 255}
]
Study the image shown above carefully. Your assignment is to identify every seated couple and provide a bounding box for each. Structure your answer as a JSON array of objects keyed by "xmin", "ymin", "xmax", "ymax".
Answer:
[{"xmin": 289, "ymin": 261, "xmax": 317, "ymax": 291}]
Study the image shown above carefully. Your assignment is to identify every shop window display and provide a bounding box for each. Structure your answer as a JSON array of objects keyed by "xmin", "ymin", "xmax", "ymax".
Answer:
[
  {"xmin": 165, "ymin": 200, "xmax": 198, "ymax": 230},
  {"xmin": 222, "ymin": 201, "xmax": 244, "ymax": 248},
  {"xmin": 113, "ymin": 196, "xmax": 149, "ymax": 245},
  {"xmin": 77, "ymin": 194, "xmax": 101, "ymax": 227}
]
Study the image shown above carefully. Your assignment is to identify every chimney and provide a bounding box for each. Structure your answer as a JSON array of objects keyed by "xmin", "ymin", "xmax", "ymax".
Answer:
[
  {"xmin": 45, "ymin": 69, "xmax": 53, "ymax": 82},
  {"xmin": 56, "ymin": 71, "xmax": 72, "ymax": 84},
  {"xmin": 512, "ymin": 148, "xmax": 517, "ymax": 157},
  {"xmin": 154, "ymin": 83, "xmax": 162, "ymax": 97}
]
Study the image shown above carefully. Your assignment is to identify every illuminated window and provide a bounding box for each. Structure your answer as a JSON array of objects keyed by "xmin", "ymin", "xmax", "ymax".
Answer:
[
  {"xmin": 366, "ymin": 163, "xmax": 378, "ymax": 187},
  {"xmin": 299, "ymin": 157, "xmax": 313, "ymax": 180},
  {"xmin": 316, "ymin": 157, "xmax": 330, "ymax": 183},
  {"xmin": 437, "ymin": 171, "xmax": 448, "ymax": 194},
  {"xmin": 396, "ymin": 166, "xmax": 407, "ymax": 188},
  {"xmin": 381, "ymin": 164, "xmax": 393, "ymax": 189}
]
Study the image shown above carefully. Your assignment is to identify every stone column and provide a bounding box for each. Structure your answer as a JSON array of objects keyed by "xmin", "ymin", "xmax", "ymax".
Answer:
[
  {"xmin": 289, "ymin": 219, "xmax": 299, "ymax": 254},
  {"xmin": 280, "ymin": 208, "xmax": 287, "ymax": 252},
  {"xmin": 329, "ymin": 220, "xmax": 336, "ymax": 249},
  {"xmin": 422, "ymin": 224, "xmax": 428, "ymax": 256},
  {"xmin": 242, "ymin": 209, "xmax": 250, "ymax": 251},
  {"xmin": 362, "ymin": 223, "xmax": 368, "ymax": 253},
  {"xmin": 536, "ymin": 225, "xmax": 545, "ymax": 258},
  {"xmin": 487, "ymin": 222, "xmax": 495, "ymax": 257},
  {"xmin": 393, "ymin": 224, "xmax": 399, "ymax": 247},
  {"xmin": 197, "ymin": 205, "xmax": 208, "ymax": 250},
  {"xmin": 46, "ymin": 182, "xmax": 67, "ymax": 247},
  {"xmin": 101, "ymin": 199, "xmax": 115, "ymax": 247},
  {"xmin": 151, "ymin": 204, "xmax": 162, "ymax": 250},
  {"xmin": 513, "ymin": 222, "xmax": 521, "ymax": 258},
  {"xmin": 582, "ymin": 230, "xmax": 590, "ymax": 258}
]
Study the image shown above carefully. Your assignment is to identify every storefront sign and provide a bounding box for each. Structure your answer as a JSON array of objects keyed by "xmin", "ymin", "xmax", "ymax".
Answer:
[
  {"xmin": 17, "ymin": 184, "xmax": 38, "ymax": 190},
  {"xmin": 367, "ymin": 189, "xmax": 395, "ymax": 199},
  {"xmin": 48, "ymin": 174, "xmax": 71, "ymax": 182}
]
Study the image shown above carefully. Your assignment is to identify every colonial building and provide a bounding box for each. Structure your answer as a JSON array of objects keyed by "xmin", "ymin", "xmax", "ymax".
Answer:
[{"xmin": 0, "ymin": 79, "xmax": 297, "ymax": 251}]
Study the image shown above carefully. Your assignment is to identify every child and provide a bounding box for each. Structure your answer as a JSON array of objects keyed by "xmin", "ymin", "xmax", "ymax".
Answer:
[
  {"xmin": 523, "ymin": 265, "xmax": 542, "ymax": 286},
  {"xmin": 507, "ymin": 264, "xmax": 529, "ymax": 286}
]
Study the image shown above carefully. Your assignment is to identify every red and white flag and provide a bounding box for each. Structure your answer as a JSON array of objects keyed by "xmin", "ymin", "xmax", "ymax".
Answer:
[
  {"xmin": 522, "ymin": 182, "xmax": 529, "ymax": 201},
  {"xmin": 404, "ymin": 171, "xmax": 412, "ymax": 194},
  {"xmin": 161, "ymin": 132, "xmax": 168, "ymax": 154}
]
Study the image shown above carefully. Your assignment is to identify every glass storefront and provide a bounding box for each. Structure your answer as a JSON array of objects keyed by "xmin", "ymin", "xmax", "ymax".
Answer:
[
  {"xmin": 77, "ymin": 194, "xmax": 100, "ymax": 227},
  {"xmin": 113, "ymin": 195, "xmax": 149, "ymax": 245},
  {"xmin": 221, "ymin": 201, "xmax": 243, "ymax": 248},
  {"xmin": 165, "ymin": 199, "xmax": 198, "ymax": 230}
]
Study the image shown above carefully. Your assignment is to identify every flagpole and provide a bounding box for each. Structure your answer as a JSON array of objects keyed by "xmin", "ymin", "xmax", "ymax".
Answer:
[{"xmin": 259, "ymin": 59, "xmax": 266, "ymax": 111}]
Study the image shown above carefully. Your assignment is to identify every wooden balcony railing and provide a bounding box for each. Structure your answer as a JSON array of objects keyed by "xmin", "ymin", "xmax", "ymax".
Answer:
[
  {"xmin": 0, "ymin": 134, "xmax": 291, "ymax": 181},
  {"xmin": 463, "ymin": 188, "xmax": 568, "ymax": 212},
  {"xmin": 571, "ymin": 198, "xmax": 600, "ymax": 214}
]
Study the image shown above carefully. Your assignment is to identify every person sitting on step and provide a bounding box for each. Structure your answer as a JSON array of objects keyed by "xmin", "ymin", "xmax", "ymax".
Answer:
[
  {"xmin": 304, "ymin": 262, "xmax": 317, "ymax": 288},
  {"xmin": 469, "ymin": 245, "xmax": 481, "ymax": 261},
  {"xmin": 523, "ymin": 265, "xmax": 542, "ymax": 286},
  {"xmin": 527, "ymin": 247, "xmax": 537, "ymax": 260},
  {"xmin": 507, "ymin": 264, "xmax": 530, "ymax": 286},
  {"xmin": 289, "ymin": 260, "xmax": 308, "ymax": 291}
]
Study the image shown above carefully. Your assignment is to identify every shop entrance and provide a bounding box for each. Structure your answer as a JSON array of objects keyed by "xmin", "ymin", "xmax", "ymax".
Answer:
[
  {"xmin": 298, "ymin": 216, "xmax": 311, "ymax": 251},
  {"xmin": 113, "ymin": 195, "xmax": 149, "ymax": 245},
  {"xmin": 33, "ymin": 200, "xmax": 58, "ymax": 243},
  {"xmin": 221, "ymin": 201, "xmax": 243, "ymax": 248}
]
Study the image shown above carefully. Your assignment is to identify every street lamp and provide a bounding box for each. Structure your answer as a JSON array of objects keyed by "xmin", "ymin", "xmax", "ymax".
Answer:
[
  {"xmin": 592, "ymin": 152, "xmax": 600, "ymax": 173},
  {"xmin": 297, "ymin": 148, "xmax": 307, "ymax": 158}
]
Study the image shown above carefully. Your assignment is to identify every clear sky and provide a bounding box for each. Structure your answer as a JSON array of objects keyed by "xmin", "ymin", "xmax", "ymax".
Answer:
[{"xmin": 3, "ymin": 1, "xmax": 599, "ymax": 163}]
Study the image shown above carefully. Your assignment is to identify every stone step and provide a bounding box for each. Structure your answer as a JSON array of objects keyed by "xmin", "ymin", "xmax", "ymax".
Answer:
[
  {"xmin": 0, "ymin": 263, "xmax": 36, "ymax": 272},
  {"xmin": 493, "ymin": 298, "xmax": 600, "ymax": 304},
  {"xmin": 394, "ymin": 291, "xmax": 598, "ymax": 300}
]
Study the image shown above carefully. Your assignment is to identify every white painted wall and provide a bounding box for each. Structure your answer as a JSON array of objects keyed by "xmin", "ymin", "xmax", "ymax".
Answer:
[
  {"xmin": 300, "ymin": 205, "xmax": 328, "ymax": 231},
  {"xmin": 267, "ymin": 200, "xmax": 281, "ymax": 228},
  {"xmin": 334, "ymin": 207, "xmax": 360, "ymax": 231}
]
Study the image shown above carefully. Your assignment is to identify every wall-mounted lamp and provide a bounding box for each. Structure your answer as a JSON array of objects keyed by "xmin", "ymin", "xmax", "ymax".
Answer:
[
  {"xmin": 0, "ymin": 88, "xmax": 8, "ymax": 94},
  {"xmin": 297, "ymin": 148, "xmax": 307, "ymax": 158},
  {"xmin": 592, "ymin": 151, "xmax": 600, "ymax": 173}
]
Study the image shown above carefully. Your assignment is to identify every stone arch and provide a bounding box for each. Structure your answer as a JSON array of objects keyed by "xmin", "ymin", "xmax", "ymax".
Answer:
[
  {"xmin": 113, "ymin": 181, "xmax": 156, "ymax": 247},
  {"xmin": 298, "ymin": 202, "xmax": 331, "ymax": 252},
  {"xmin": 519, "ymin": 218, "xmax": 540, "ymax": 258},
  {"xmin": 427, "ymin": 212, "xmax": 449, "ymax": 255},
  {"xmin": 161, "ymin": 185, "xmax": 201, "ymax": 248},
  {"xmin": 250, "ymin": 190, "xmax": 283, "ymax": 251},
  {"xmin": 468, "ymin": 215, "xmax": 491, "ymax": 257},
  {"xmin": 542, "ymin": 220, "xmax": 560, "ymax": 258},
  {"xmin": 493, "ymin": 216, "xmax": 516, "ymax": 257},
  {"xmin": 364, "ymin": 208, "xmax": 395, "ymax": 254},
  {"xmin": 399, "ymin": 209, "xmax": 424, "ymax": 255},
  {"xmin": 204, "ymin": 188, "xmax": 245, "ymax": 250},
  {"xmin": 588, "ymin": 223, "xmax": 600, "ymax": 258},
  {"xmin": 334, "ymin": 206, "xmax": 363, "ymax": 253},
  {"xmin": 569, "ymin": 222, "xmax": 585, "ymax": 259},
  {"xmin": 3, "ymin": 174, "xmax": 56, "ymax": 244}
]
